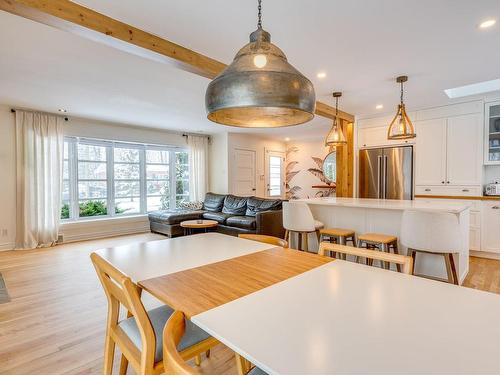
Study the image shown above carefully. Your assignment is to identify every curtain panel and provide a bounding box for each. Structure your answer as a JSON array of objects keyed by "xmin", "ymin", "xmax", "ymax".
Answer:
[
  {"xmin": 187, "ymin": 135, "xmax": 209, "ymax": 202},
  {"xmin": 15, "ymin": 110, "xmax": 64, "ymax": 249}
]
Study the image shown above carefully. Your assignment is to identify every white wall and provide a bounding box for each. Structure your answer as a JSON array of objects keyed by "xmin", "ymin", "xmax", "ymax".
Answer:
[
  {"xmin": 227, "ymin": 133, "xmax": 286, "ymax": 198},
  {"xmin": 0, "ymin": 106, "xmax": 16, "ymax": 250},
  {"xmin": 208, "ymin": 132, "xmax": 229, "ymax": 194},
  {"xmin": 286, "ymin": 140, "xmax": 334, "ymax": 199},
  {"xmin": 0, "ymin": 105, "xmax": 200, "ymax": 249}
]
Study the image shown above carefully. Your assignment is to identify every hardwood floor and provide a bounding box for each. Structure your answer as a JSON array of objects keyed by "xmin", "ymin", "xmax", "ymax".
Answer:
[{"xmin": 0, "ymin": 234, "xmax": 499, "ymax": 374}]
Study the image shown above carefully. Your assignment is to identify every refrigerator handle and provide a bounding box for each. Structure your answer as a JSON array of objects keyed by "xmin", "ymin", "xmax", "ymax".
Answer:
[
  {"xmin": 383, "ymin": 155, "xmax": 388, "ymax": 199},
  {"xmin": 377, "ymin": 155, "xmax": 382, "ymax": 199}
]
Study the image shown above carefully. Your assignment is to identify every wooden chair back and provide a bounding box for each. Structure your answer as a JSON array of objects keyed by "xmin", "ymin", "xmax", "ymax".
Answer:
[
  {"xmin": 90, "ymin": 252, "xmax": 157, "ymax": 373},
  {"xmin": 163, "ymin": 311, "xmax": 200, "ymax": 375},
  {"xmin": 319, "ymin": 242, "xmax": 414, "ymax": 275},
  {"xmin": 238, "ymin": 234, "xmax": 288, "ymax": 248}
]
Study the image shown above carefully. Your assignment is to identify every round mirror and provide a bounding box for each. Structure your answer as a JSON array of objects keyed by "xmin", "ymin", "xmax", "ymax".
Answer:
[{"xmin": 323, "ymin": 151, "xmax": 337, "ymax": 183}]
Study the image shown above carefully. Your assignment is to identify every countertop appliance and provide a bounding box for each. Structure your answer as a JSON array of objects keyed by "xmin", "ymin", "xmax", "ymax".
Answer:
[
  {"xmin": 359, "ymin": 146, "xmax": 413, "ymax": 200},
  {"xmin": 485, "ymin": 182, "xmax": 500, "ymax": 196}
]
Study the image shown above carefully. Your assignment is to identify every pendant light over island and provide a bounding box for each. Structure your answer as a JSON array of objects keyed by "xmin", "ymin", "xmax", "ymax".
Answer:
[
  {"xmin": 324, "ymin": 92, "xmax": 347, "ymax": 147},
  {"xmin": 387, "ymin": 75, "xmax": 416, "ymax": 140}
]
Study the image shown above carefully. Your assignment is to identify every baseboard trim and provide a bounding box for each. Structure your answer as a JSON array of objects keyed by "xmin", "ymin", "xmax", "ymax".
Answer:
[
  {"xmin": 470, "ymin": 250, "xmax": 500, "ymax": 260},
  {"xmin": 61, "ymin": 226, "xmax": 150, "ymax": 244},
  {"xmin": 0, "ymin": 242, "xmax": 14, "ymax": 251}
]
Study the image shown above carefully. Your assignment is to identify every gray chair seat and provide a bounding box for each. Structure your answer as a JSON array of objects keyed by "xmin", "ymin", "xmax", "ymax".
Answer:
[
  {"xmin": 249, "ymin": 367, "xmax": 269, "ymax": 375},
  {"xmin": 119, "ymin": 305, "xmax": 211, "ymax": 362}
]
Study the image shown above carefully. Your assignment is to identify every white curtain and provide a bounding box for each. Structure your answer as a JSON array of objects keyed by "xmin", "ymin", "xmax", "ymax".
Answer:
[
  {"xmin": 15, "ymin": 110, "xmax": 64, "ymax": 249},
  {"xmin": 187, "ymin": 134, "xmax": 209, "ymax": 202}
]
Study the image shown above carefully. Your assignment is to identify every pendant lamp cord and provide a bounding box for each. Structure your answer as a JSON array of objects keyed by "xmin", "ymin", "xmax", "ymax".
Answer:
[
  {"xmin": 400, "ymin": 80, "xmax": 404, "ymax": 105},
  {"xmin": 257, "ymin": 0, "xmax": 263, "ymax": 29},
  {"xmin": 335, "ymin": 96, "xmax": 339, "ymax": 117}
]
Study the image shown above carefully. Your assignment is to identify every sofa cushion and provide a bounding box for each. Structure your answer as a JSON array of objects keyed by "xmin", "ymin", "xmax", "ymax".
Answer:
[
  {"xmin": 203, "ymin": 193, "xmax": 226, "ymax": 212},
  {"xmin": 222, "ymin": 195, "xmax": 248, "ymax": 215},
  {"xmin": 202, "ymin": 211, "xmax": 233, "ymax": 224},
  {"xmin": 245, "ymin": 197, "xmax": 282, "ymax": 217},
  {"xmin": 148, "ymin": 209, "xmax": 204, "ymax": 225},
  {"xmin": 225, "ymin": 215, "xmax": 256, "ymax": 230}
]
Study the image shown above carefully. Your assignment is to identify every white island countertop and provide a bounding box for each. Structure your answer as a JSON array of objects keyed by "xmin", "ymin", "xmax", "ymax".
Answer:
[{"xmin": 296, "ymin": 197, "xmax": 471, "ymax": 214}]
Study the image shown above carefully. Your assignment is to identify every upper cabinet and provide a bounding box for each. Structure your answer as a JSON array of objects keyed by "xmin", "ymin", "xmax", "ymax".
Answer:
[
  {"xmin": 485, "ymin": 101, "xmax": 500, "ymax": 165},
  {"xmin": 415, "ymin": 113, "xmax": 482, "ymax": 186}
]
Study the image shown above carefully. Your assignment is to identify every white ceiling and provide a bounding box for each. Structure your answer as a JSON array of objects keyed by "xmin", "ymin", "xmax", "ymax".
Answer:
[{"xmin": 1, "ymin": 0, "xmax": 500, "ymax": 140}]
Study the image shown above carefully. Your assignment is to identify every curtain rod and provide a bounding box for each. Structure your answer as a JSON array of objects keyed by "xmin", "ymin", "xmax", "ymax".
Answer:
[{"xmin": 11, "ymin": 108, "xmax": 69, "ymax": 121}]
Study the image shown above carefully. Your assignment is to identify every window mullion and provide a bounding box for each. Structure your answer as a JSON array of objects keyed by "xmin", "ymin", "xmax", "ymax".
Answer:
[
  {"xmin": 107, "ymin": 146, "xmax": 114, "ymax": 217},
  {"xmin": 70, "ymin": 140, "xmax": 78, "ymax": 220},
  {"xmin": 139, "ymin": 147, "xmax": 147, "ymax": 214},
  {"xmin": 170, "ymin": 151, "xmax": 176, "ymax": 209}
]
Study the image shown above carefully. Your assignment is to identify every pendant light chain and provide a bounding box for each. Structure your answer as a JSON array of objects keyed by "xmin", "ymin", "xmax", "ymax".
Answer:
[
  {"xmin": 257, "ymin": 0, "xmax": 263, "ymax": 29},
  {"xmin": 400, "ymin": 80, "xmax": 404, "ymax": 105}
]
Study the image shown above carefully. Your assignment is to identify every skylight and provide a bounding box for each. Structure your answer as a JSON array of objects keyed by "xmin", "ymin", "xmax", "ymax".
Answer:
[{"xmin": 445, "ymin": 79, "xmax": 500, "ymax": 98}]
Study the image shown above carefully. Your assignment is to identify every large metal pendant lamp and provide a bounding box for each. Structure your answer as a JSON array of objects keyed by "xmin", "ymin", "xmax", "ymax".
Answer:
[
  {"xmin": 387, "ymin": 75, "xmax": 416, "ymax": 140},
  {"xmin": 205, "ymin": 0, "xmax": 316, "ymax": 128},
  {"xmin": 324, "ymin": 92, "xmax": 347, "ymax": 146}
]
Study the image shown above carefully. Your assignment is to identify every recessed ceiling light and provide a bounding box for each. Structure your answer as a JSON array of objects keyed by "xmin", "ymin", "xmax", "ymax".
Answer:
[
  {"xmin": 58, "ymin": 108, "xmax": 67, "ymax": 113},
  {"xmin": 376, "ymin": 104, "xmax": 384, "ymax": 110},
  {"xmin": 284, "ymin": 137, "xmax": 291, "ymax": 142},
  {"xmin": 317, "ymin": 72, "xmax": 326, "ymax": 79},
  {"xmin": 479, "ymin": 19, "xmax": 496, "ymax": 29}
]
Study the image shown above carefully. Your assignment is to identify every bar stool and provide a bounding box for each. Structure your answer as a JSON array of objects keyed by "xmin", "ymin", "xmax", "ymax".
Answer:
[
  {"xmin": 357, "ymin": 232, "xmax": 400, "ymax": 271},
  {"xmin": 319, "ymin": 228, "xmax": 356, "ymax": 259},
  {"xmin": 283, "ymin": 202, "xmax": 324, "ymax": 252},
  {"xmin": 401, "ymin": 210, "xmax": 460, "ymax": 285}
]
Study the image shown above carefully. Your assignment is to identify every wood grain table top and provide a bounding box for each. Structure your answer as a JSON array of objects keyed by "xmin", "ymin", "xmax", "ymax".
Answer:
[
  {"xmin": 180, "ymin": 219, "xmax": 218, "ymax": 228},
  {"xmin": 139, "ymin": 247, "xmax": 333, "ymax": 318}
]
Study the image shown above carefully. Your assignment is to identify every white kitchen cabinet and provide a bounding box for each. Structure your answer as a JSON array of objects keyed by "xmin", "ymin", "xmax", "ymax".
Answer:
[
  {"xmin": 481, "ymin": 201, "xmax": 500, "ymax": 253},
  {"xmin": 415, "ymin": 113, "xmax": 482, "ymax": 187},
  {"xmin": 446, "ymin": 114, "xmax": 482, "ymax": 185},
  {"xmin": 415, "ymin": 118, "xmax": 447, "ymax": 185},
  {"xmin": 358, "ymin": 126, "xmax": 414, "ymax": 148}
]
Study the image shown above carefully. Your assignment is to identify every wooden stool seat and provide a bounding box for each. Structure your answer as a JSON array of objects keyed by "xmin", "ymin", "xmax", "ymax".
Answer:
[
  {"xmin": 358, "ymin": 233, "xmax": 397, "ymax": 244},
  {"xmin": 320, "ymin": 228, "xmax": 355, "ymax": 237}
]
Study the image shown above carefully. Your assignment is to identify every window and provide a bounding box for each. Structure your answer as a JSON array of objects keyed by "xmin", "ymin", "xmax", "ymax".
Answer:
[{"xmin": 61, "ymin": 137, "xmax": 189, "ymax": 221}]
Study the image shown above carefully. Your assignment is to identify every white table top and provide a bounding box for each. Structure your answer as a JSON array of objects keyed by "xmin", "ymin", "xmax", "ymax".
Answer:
[
  {"xmin": 296, "ymin": 197, "xmax": 470, "ymax": 213},
  {"xmin": 95, "ymin": 233, "xmax": 274, "ymax": 282},
  {"xmin": 192, "ymin": 261, "xmax": 500, "ymax": 375}
]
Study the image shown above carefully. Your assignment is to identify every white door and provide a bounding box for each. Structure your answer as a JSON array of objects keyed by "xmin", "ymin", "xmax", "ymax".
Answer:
[
  {"xmin": 232, "ymin": 149, "xmax": 256, "ymax": 196},
  {"xmin": 415, "ymin": 118, "xmax": 447, "ymax": 185},
  {"xmin": 482, "ymin": 202, "xmax": 500, "ymax": 253},
  {"xmin": 446, "ymin": 114, "xmax": 482, "ymax": 185},
  {"xmin": 265, "ymin": 150, "xmax": 285, "ymax": 198}
]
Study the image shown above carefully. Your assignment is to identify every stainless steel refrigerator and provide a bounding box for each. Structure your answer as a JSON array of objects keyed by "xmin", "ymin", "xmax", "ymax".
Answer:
[{"xmin": 358, "ymin": 146, "xmax": 413, "ymax": 200}]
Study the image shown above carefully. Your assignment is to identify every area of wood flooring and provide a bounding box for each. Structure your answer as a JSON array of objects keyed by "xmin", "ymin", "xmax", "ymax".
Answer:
[{"xmin": 0, "ymin": 233, "xmax": 499, "ymax": 375}]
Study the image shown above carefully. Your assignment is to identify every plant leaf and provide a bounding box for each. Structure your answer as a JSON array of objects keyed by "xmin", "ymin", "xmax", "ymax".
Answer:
[
  {"xmin": 307, "ymin": 168, "xmax": 328, "ymax": 183},
  {"xmin": 286, "ymin": 170, "xmax": 300, "ymax": 183},
  {"xmin": 311, "ymin": 156, "xmax": 324, "ymax": 169},
  {"xmin": 286, "ymin": 161, "xmax": 299, "ymax": 173}
]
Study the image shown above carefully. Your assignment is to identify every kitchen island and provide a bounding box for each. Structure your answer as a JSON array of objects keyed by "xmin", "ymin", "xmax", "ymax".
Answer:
[{"xmin": 296, "ymin": 197, "xmax": 471, "ymax": 283}]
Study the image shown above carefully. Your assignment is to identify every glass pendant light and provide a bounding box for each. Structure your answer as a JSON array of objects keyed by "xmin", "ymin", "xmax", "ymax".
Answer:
[
  {"xmin": 205, "ymin": 0, "xmax": 316, "ymax": 128},
  {"xmin": 387, "ymin": 75, "xmax": 416, "ymax": 140},
  {"xmin": 325, "ymin": 92, "xmax": 347, "ymax": 146}
]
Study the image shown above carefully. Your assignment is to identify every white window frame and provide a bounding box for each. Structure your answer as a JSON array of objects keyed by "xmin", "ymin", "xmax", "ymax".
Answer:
[{"xmin": 62, "ymin": 136, "xmax": 189, "ymax": 222}]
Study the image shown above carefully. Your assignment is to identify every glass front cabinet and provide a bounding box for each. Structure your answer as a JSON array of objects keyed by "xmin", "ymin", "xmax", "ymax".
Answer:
[{"xmin": 485, "ymin": 101, "xmax": 500, "ymax": 164}]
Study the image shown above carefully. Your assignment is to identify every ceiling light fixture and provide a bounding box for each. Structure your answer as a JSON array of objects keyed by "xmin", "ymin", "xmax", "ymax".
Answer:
[
  {"xmin": 376, "ymin": 104, "xmax": 384, "ymax": 110},
  {"xmin": 284, "ymin": 137, "xmax": 291, "ymax": 142},
  {"xmin": 387, "ymin": 76, "xmax": 416, "ymax": 140},
  {"xmin": 205, "ymin": 0, "xmax": 315, "ymax": 128},
  {"xmin": 479, "ymin": 19, "xmax": 496, "ymax": 29},
  {"xmin": 317, "ymin": 72, "xmax": 327, "ymax": 79},
  {"xmin": 324, "ymin": 92, "xmax": 347, "ymax": 147}
]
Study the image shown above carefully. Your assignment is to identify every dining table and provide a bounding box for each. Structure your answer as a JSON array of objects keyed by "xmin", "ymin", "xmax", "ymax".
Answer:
[{"xmin": 96, "ymin": 232, "xmax": 500, "ymax": 375}]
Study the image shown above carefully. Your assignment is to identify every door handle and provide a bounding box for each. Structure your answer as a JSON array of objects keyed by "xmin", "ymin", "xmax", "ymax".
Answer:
[
  {"xmin": 492, "ymin": 206, "xmax": 500, "ymax": 210},
  {"xmin": 462, "ymin": 189, "xmax": 470, "ymax": 192},
  {"xmin": 424, "ymin": 188, "xmax": 431, "ymax": 192},
  {"xmin": 252, "ymin": 188, "xmax": 256, "ymax": 191},
  {"xmin": 383, "ymin": 155, "xmax": 388, "ymax": 199},
  {"xmin": 377, "ymin": 156, "xmax": 382, "ymax": 199}
]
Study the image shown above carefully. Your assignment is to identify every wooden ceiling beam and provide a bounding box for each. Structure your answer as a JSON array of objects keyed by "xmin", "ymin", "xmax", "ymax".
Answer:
[{"xmin": 0, "ymin": 0, "xmax": 355, "ymax": 123}]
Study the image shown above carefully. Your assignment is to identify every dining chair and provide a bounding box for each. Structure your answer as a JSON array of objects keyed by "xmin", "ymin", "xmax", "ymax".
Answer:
[
  {"xmin": 401, "ymin": 210, "xmax": 461, "ymax": 284},
  {"xmin": 319, "ymin": 242, "xmax": 414, "ymax": 275},
  {"xmin": 238, "ymin": 233, "xmax": 288, "ymax": 248},
  {"xmin": 90, "ymin": 253, "xmax": 219, "ymax": 375},
  {"xmin": 163, "ymin": 311, "xmax": 268, "ymax": 375},
  {"xmin": 282, "ymin": 201, "xmax": 324, "ymax": 251}
]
